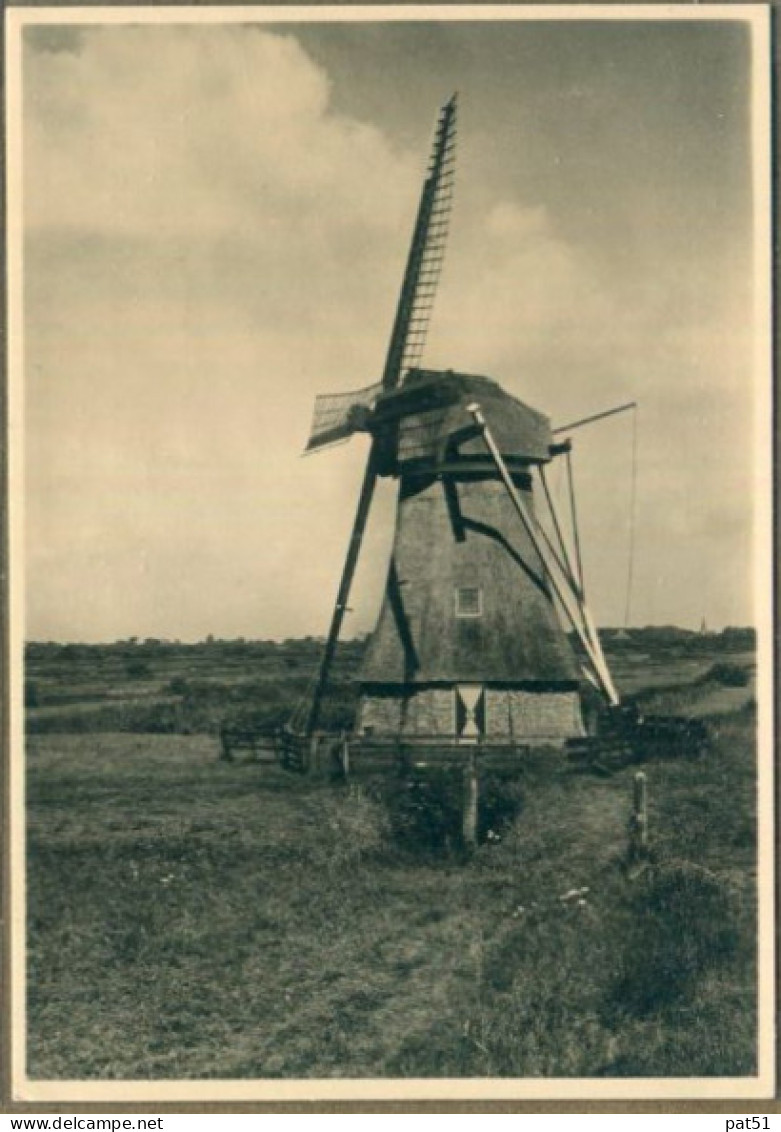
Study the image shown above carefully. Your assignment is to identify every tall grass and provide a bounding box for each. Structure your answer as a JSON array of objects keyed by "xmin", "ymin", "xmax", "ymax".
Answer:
[{"xmin": 26, "ymin": 696, "xmax": 758, "ymax": 1080}]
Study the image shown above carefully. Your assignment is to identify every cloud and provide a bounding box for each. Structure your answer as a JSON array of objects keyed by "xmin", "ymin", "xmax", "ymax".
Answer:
[
  {"xmin": 23, "ymin": 25, "xmax": 425, "ymax": 640},
  {"xmin": 25, "ymin": 25, "xmax": 417, "ymax": 239},
  {"xmin": 427, "ymin": 195, "xmax": 619, "ymax": 388},
  {"xmin": 21, "ymin": 22, "xmax": 759, "ymax": 640}
]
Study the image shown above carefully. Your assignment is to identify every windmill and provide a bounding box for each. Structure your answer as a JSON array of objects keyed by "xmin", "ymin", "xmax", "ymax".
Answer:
[{"xmin": 296, "ymin": 94, "xmax": 622, "ymax": 759}]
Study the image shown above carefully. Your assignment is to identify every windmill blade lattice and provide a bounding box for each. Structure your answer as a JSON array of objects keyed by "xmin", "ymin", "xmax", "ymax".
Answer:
[
  {"xmin": 381, "ymin": 93, "xmax": 458, "ymax": 390},
  {"xmin": 397, "ymin": 96, "xmax": 458, "ymax": 378},
  {"xmin": 305, "ymin": 381, "xmax": 383, "ymax": 453}
]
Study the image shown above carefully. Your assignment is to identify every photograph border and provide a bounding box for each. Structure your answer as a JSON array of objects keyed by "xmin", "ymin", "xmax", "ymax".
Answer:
[{"xmin": 5, "ymin": 2, "xmax": 775, "ymax": 1107}]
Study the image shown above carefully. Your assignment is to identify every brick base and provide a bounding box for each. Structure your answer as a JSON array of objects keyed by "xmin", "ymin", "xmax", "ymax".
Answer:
[
  {"xmin": 359, "ymin": 687, "xmax": 584, "ymax": 740},
  {"xmin": 485, "ymin": 689, "xmax": 584, "ymax": 739}
]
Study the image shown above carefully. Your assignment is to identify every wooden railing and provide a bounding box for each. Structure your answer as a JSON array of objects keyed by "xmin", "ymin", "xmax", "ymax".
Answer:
[{"xmin": 220, "ymin": 722, "xmax": 577, "ymax": 773}]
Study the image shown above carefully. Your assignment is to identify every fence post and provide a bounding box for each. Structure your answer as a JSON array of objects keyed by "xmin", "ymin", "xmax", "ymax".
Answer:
[{"xmin": 462, "ymin": 749, "xmax": 479, "ymax": 852}]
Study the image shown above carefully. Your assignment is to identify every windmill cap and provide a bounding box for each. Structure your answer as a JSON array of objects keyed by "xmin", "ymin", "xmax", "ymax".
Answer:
[{"xmin": 385, "ymin": 368, "xmax": 554, "ymax": 466}]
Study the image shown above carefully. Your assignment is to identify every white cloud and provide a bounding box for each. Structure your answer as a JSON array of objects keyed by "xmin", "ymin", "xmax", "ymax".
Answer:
[
  {"xmin": 25, "ymin": 26, "xmax": 416, "ymax": 239},
  {"xmin": 23, "ymin": 25, "xmax": 426, "ymax": 640},
  {"xmin": 484, "ymin": 201, "xmax": 548, "ymax": 241},
  {"xmin": 21, "ymin": 23, "xmax": 760, "ymax": 640}
]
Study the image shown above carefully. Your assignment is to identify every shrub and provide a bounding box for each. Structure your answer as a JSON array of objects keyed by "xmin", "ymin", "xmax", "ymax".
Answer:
[
  {"xmin": 374, "ymin": 770, "xmax": 524, "ymax": 855},
  {"xmin": 381, "ymin": 772, "xmax": 464, "ymax": 852},
  {"xmin": 701, "ymin": 662, "xmax": 750, "ymax": 688},
  {"xmin": 478, "ymin": 774, "xmax": 525, "ymax": 839},
  {"xmin": 610, "ymin": 861, "xmax": 744, "ymax": 1016}
]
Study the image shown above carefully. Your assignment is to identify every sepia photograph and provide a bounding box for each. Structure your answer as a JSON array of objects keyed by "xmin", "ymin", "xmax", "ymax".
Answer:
[{"xmin": 7, "ymin": 4, "xmax": 773, "ymax": 1103}]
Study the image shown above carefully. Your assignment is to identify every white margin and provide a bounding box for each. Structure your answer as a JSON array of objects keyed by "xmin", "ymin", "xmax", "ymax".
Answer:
[{"xmin": 6, "ymin": 2, "xmax": 774, "ymax": 1104}]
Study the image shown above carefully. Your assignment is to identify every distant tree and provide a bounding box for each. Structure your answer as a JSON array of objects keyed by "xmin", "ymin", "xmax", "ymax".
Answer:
[
  {"xmin": 704, "ymin": 662, "xmax": 750, "ymax": 687},
  {"xmin": 719, "ymin": 627, "xmax": 756, "ymax": 651}
]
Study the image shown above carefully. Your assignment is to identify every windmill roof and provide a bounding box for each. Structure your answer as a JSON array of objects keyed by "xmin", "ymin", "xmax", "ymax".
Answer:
[{"xmin": 377, "ymin": 369, "xmax": 553, "ymax": 466}]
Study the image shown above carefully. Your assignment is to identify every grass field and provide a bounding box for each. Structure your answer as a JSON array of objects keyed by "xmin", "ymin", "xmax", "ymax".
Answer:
[{"xmin": 26, "ymin": 643, "xmax": 758, "ymax": 1079}]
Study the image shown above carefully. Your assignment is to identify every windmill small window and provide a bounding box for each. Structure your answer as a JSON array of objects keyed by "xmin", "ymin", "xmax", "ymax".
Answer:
[{"xmin": 455, "ymin": 586, "xmax": 482, "ymax": 618}]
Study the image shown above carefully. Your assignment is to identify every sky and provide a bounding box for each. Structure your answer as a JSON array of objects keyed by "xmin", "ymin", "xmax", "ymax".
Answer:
[{"xmin": 17, "ymin": 12, "xmax": 765, "ymax": 642}]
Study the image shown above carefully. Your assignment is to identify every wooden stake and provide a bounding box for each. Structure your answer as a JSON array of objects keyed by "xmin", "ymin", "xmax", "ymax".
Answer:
[
  {"xmin": 462, "ymin": 749, "xmax": 479, "ymax": 852},
  {"xmin": 304, "ymin": 461, "xmax": 378, "ymax": 736}
]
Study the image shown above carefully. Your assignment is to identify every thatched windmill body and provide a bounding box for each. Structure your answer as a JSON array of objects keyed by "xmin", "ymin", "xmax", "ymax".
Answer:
[{"xmin": 301, "ymin": 96, "xmax": 619, "ymax": 752}]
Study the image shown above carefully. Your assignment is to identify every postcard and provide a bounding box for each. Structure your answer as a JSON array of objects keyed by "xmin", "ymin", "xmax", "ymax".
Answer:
[{"xmin": 7, "ymin": 3, "xmax": 774, "ymax": 1106}]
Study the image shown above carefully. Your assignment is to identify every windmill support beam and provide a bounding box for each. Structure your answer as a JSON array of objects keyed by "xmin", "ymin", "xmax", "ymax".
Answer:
[
  {"xmin": 539, "ymin": 464, "xmax": 581, "ymax": 596},
  {"xmin": 565, "ymin": 448, "xmax": 585, "ymax": 593},
  {"xmin": 304, "ymin": 461, "xmax": 378, "ymax": 736},
  {"xmin": 466, "ymin": 403, "xmax": 620, "ymax": 708}
]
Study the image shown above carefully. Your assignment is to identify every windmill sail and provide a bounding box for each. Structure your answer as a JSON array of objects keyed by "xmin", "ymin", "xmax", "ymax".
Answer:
[
  {"xmin": 305, "ymin": 381, "xmax": 383, "ymax": 453},
  {"xmin": 303, "ymin": 95, "xmax": 458, "ymax": 456},
  {"xmin": 381, "ymin": 93, "xmax": 457, "ymax": 390}
]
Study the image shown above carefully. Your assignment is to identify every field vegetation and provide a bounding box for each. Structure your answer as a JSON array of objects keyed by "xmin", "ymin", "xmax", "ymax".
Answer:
[{"xmin": 25, "ymin": 628, "xmax": 758, "ymax": 1079}]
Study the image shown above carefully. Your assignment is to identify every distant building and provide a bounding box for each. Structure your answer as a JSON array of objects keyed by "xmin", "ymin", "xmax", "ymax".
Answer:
[{"xmin": 611, "ymin": 628, "xmax": 632, "ymax": 643}]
